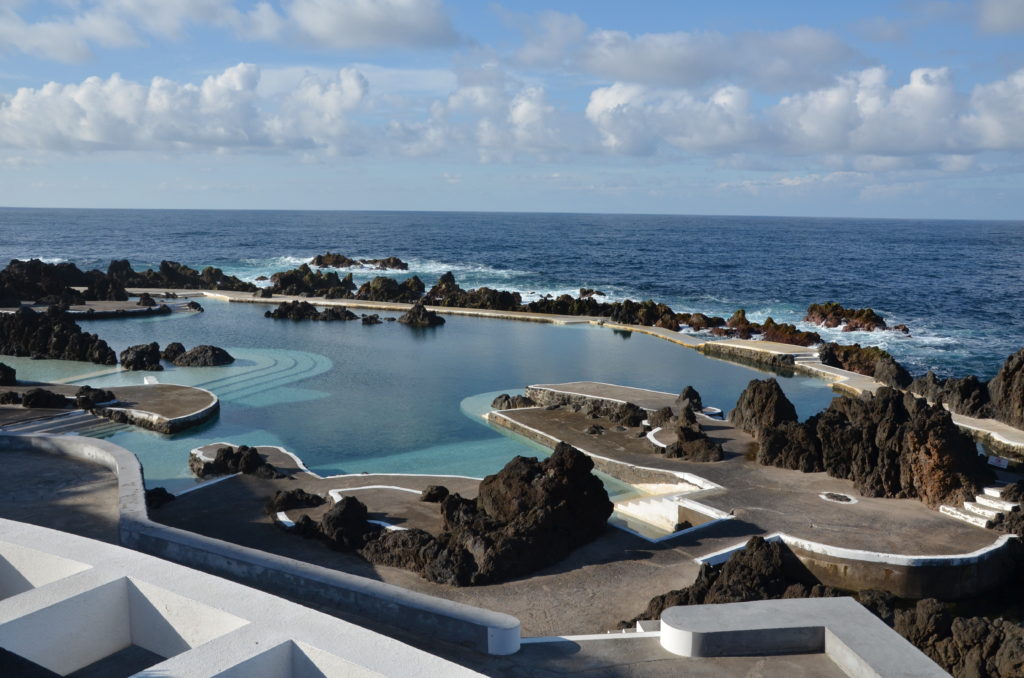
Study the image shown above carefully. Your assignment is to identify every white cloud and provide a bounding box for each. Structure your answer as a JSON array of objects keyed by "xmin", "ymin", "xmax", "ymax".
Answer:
[
  {"xmin": 286, "ymin": 0, "xmax": 457, "ymax": 49},
  {"xmin": 962, "ymin": 68, "xmax": 1024, "ymax": 149},
  {"xmin": 978, "ymin": 0, "xmax": 1024, "ymax": 33},
  {"xmin": 579, "ymin": 26, "xmax": 857, "ymax": 91},
  {"xmin": 514, "ymin": 10, "xmax": 586, "ymax": 67},
  {"xmin": 0, "ymin": 63, "xmax": 369, "ymax": 152},
  {"xmin": 585, "ymin": 82, "xmax": 757, "ymax": 154},
  {"xmin": 0, "ymin": 0, "xmax": 458, "ymax": 62}
]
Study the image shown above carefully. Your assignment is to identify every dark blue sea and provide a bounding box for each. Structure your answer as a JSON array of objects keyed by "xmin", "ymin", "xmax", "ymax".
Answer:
[{"xmin": 3, "ymin": 208, "xmax": 1021, "ymax": 377}]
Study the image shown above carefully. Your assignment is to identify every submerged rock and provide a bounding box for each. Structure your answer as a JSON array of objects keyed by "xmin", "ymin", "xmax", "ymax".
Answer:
[
  {"xmin": 119, "ymin": 342, "xmax": 163, "ymax": 371},
  {"xmin": 398, "ymin": 301, "xmax": 445, "ymax": 327},
  {"xmin": 172, "ymin": 344, "xmax": 235, "ymax": 367}
]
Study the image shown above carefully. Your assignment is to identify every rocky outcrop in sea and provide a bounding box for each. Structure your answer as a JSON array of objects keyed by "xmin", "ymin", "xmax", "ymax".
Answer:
[
  {"xmin": 190, "ymin": 445, "xmax": 283, "ymax": 479},
  {"xmin": 908, "ymin": 347, "xmax": 1024, "ymax": 429},
  {"xmin": 269, "ymin": 264, "xmax": 356, "ymax": 298},
  {"xmin": 120, "ymin": 342, "xmax": 163, "ymax": 371},
  {"xmin": 311, "ymin": 252, "xmax": 408, "ymax": 270},
  {"xmin": 107, "ymin": 259, "xmax": 255, "ymax": 292},
  {"xmin": 397, "ymin": 301, "xmax": 444, "ymax": 327},
  {"xmin": 805, "ymin": 302, "xmax": 890, "ymax": 332},
  {"xmin": 264, "ymin": 300, "xmax": 357, "ymax": 321},
  {"xmin": 355, "ymin": 276, "xmax": 425, "ymax": 303},
  {"xmin": 173, "ymin": 345, "xmax": 235, "ymax": 367},
  {"xmin": 819, "ymin": 342, "xmax": 913, "ymax": 388}
]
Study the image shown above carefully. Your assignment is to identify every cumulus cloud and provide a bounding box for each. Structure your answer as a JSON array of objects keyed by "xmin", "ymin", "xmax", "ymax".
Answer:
[
  {"xmin": 0, "ymin": 0, "xmax": 458, "ymax": 62},
  {"xmin": 578, "ymin": 26, "xmax": 858, "ymax": 91},
  {"xmin": 584, "ymin": 82, "xmax": 757, "ymax": 154},
  {"xmin": 978, "ymin": 0, "xmax": 1024, "ymax": 33},
  {"xmin": 0, "ymin": 63, "xmax": 368, "ymax": 152}
]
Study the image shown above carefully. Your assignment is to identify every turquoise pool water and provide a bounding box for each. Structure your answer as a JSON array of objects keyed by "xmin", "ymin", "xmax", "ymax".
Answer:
[{"xmin": 7, "ymin": 300, "xmax": 837, "ymax": 492}]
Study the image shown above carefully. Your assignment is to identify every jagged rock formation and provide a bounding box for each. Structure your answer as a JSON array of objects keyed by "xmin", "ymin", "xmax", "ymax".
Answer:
[
  {"xmin": 491, "ymin": 393, "xmax": 536, "ymax": 410},
  {"xmin": 172, "ymin": 345, "xmax": 235, "ymax": 367},
  {"xmin": 988, "ymin": 348, "xmax": 1024, "ymax": 429},
  {"xmin": 107, "ymin": 259, "xmax": 255, "ymax": 292},
  {"xmin": 420, "ymin": 485, "xmax": 449, "ymax": 502},
  {"xmin": 0, "ymin": 259, "xmax": 89, "ymax": 307},
  {"xmin": 906, "ymin": 347, "xmax": 1024, "ymax": 429},
  {"xmin": 264, "ymin": 300, "xmax": 357, "ymax": 321},
  {"xmin": 675, "ymin": 385, "xmax": 703, "ymax": 412},
  {"xmin": 74, "ymin": 385, "xmax": 115, "ymax": 409},
  {"xmin": 361, "ymin": 314, "xmax": 382, "ymax": 325},
  {"xmin": 424, "ymin": 272, "xmax": 522, "ymax": 311},
  {"xmin": 731, "ymin": 380, "xmax": 992, "ymax": 507},
  {"xmin": 0, "ymin": 362, "xmax": 14, "ymax": 386},
  {"xmin": 759, "ymin": 318, "xmax": 821, "ymax": 346},
  {"xmin": 292, "ymin": 443, "xmax": 612, "ymax": 586},
  {"xmin": 819, "ymin": 342, "xmax": 912, "ymax": 388},
  {"xmin": 355, "ymin": 276, "xmax": 425, "ymax": 303},
  {"xmin": 265, "ymin": 488, "xmax": 325, "ymax": 514},
  {"xmin": 0, "ymin": 391, "xmax": 21, "ymax": 405},
  {"xmin": 120, "ymin": 342, "xmax": 163, "ymax": 371},
  {"xmin": 136, "ymin": 292, "xmax": 157, "ymax": 307},
  {"xmin": 895, "ymin": 598, "xmax": 1024, "ymax": 678},
  {"xmin": 618, "ymin": 537, "xmax": 844, "ymax": 628},
  {"xmin": 0, "ymin": 306, "xmax": 116, "ymax": 364},
  {"xmin": 21, "ymin": 388, "xmax": 71, "ymax": 409},
  {"xmin": 729, "ymin": 378, "xmax": 798, "ymax": 437},
  {"xmin": 805, "ymin": 302, "xmax": 889, "ymax": 332},
  {"xmin": 161, "ymin": 342, "xmax": 186, "ymax": 362},
  {"xmin": 311, "ymin": 252, "xmax": 409, "ymax": 270},
  {"xmin": 398, "ymin": 301, "xmax": 445, "ymax": 327},
  {"xmin": 269, "ymin": 264, "xmax": 356, "ymax": 298},
  {"xmin": 663, "ymin": 407, "xmax": 724, "ymax": 461},
  {"xmin": 190, "ymin": 445, "xmax": 283, "ymax": 479}
]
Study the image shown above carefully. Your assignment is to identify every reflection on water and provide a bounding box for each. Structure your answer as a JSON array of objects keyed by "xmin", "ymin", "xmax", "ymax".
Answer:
[{"xmin": 9, "ymin": 299, "xmax": 837, "ymax": 491}]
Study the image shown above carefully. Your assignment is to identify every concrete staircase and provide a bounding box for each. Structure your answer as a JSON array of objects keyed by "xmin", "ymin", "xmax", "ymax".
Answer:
[
  {"xmin": 940, "ymin": 485, "xmax": 1020, "ymax": 529},
  {"xmin": 614, "ymin": 494, "xmax": 689, "ymax": 532}
]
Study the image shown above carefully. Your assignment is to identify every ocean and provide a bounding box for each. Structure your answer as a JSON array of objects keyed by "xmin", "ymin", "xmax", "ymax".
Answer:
[{"xmin": 2, "ymin": 207, "xmax": 1021, "ymax": 378}]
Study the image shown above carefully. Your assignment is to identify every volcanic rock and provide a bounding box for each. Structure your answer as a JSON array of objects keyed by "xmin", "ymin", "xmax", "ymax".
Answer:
[
  {"xmin": 805, "ymin": 302, "xmax": 888, "ymax": 331},
  {"xmin": 663, "ymin": 408, "xmax": 724, "ymax": 461},
  {"xmin": 609, "ymin": 401, "xmax": 646, "ymax": 427},
  {"xmin": 0, "ymin": 391, "xmax": 21, "ymax": 405},
  {"xmin": 74, "ymin": 385, "xmax": 115, "ymax": 409},
  {"xmin": 264, "ymin": 300, "xmax": 357, "ymax": 321},
  {"xmin": 265, "ymin": 488, "xmax": 326, "ymax": 514},
  {"xmin": 145, "ymin": 487, "xmax": 176, "ymax": 510},
  {"xmin": 0, "ymin": 362, "xmax": 14, "ymax": 386},
  {"xmin": 107, "ymin": 259, "xmax": 256, "ymax": 292},
  {"xmin": 729, "ymin": 378, "xmax": 798, "ymax": 439},
  {"xmin": 420, "ymin": 485, "xmax": 449, "ymax": 503},
  {"xmin": 136, "ymin": 292, "xmax": 157, "ymax": 307},
  {"xmin": 172, "ymin": 345, "xmax": 235, "ymax": 367},
  {"xmin": 819, "ymin": 343, "xmax": 912, "ymax": 388},
  {"xmin": 491, "ymin": 393, "xmax": 536, "ymax": 410},
  {"xmin": 361, "ymin": 314, "xmax": 382, "ymax": 325},
  {"xmin": 356, "ymin": 276, "xmax": 425, "ymax": 303},
  {"xmin": 425, "ymin": 272, "xmax": 523, "ymax": 311},
  {"xmin": 269, "ymin": 263, "xmax": 355, "ymax": 298},
  {"xmin": 647, "ymin": 406, "xmax": 675, "ymax": 428},
  {"xmin": 320, "ymin": 496, "xmax": 381, "ymax": 550},
  {"xmin": 398, "ymin": 301, "xmax": 445, "ymax": 327},
  {"xmin": 119, "ymin": 342, "xmax": 163, "ymax": 371},
  {"xmin": 759, "ymin": 317, "xmax": 821, "ymax": 346},
  {"xmin": 190, "ymin": 445, "xmax": 283, "ymax": 479},
  {"xmin": 675, "ymin": 385, "xmax": 704, "ymax": 412},
  {"xmin": 0, "ymin": 306, "xmax": 116, "ymax": 365},
  {"xmin": 21, "ymin": 388, "xmax": 71, "ymax": 409},
  {"xmin": 989, "ymin": 347, "xmax": 1024, "ymax": 429},
  {"xmin": 161, "ymin": 342, "xmax": 186, "ymax": 362},
  {"xmin": 186, "ymin": 300, "xmax": 204, "ymax": 312}
]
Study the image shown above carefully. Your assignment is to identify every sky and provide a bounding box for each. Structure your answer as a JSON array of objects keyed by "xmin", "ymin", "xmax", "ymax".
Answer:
[{"xmin": 0, "ymin": 0, "xmax": 1022, "ymax": 219}]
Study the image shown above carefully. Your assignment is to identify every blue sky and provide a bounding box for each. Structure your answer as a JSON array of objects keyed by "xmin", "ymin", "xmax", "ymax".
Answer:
[{"xmin": 0, "ymin": 0, "xmax": 1022, "ymax": 218}]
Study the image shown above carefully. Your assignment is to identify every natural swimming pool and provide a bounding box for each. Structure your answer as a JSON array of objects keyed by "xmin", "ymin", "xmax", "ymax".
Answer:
[{"xmin": 6, "ymin": 300, "xmax": 838, "ymax": 492}]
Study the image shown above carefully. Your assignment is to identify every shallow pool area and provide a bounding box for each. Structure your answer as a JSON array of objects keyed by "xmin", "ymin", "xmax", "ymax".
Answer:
[{"xmin": 7, "ymin": 300, "xmax": 838, "ymax": 492}]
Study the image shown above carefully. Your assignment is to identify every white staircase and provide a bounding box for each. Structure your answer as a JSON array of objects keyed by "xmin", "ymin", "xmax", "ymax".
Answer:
[
  {"xmin": 614, "ymin": 494, "xmax": 688, "ymax": 532},
  {"xmin": 940, "ymin": 485, "xmax": 1020, "ymax": 529}
]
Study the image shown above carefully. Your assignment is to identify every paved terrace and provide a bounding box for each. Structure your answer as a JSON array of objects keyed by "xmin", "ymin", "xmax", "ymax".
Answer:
[
  {"xmin": 154, "ymin": 443, "xmax": 710, "ymax": 637},
  {"xmin": 0, "ymin": 383, "xmax": 217, "ymax": 435},
  {"xmin": 494, "ymin": 382, "xmax": 999, "ymax": 560}
]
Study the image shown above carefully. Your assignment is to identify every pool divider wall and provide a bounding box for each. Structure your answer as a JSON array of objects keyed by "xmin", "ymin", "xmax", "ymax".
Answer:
[{"xmin": 0, "ymin": 433, "xmax": 522, "ymax": 656}]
